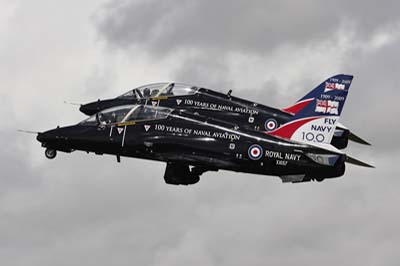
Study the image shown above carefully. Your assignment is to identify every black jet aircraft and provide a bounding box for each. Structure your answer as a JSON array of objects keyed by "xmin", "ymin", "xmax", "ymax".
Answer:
[
  {"xmin": 78, "ymin": 75, "xmax": 370, "ymax": 150},
  {"xmin": 37, "ymin": 74, "xmax": 373, "ymax": 185}
]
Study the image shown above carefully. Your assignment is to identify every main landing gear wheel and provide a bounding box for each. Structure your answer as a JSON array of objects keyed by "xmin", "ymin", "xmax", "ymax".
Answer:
[{"xmin": 45, "ymin": 148, "xmax": 57, "ymax": 159}]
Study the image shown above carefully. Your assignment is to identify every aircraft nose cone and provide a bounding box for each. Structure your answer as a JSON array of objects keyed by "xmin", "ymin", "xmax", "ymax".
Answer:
[
  {"xmin": 80, "ymin": 103, "xmax": 98, "ymax": 116},
  {"xmin": 36, "ymin": 130, "xmax": 57, "ymax": 144},
  {"xmin": 36, "ymin": 132, "xmax": 44, "ymax": 142},
  {"xmin": 80, "ymin": 99, "xmax": 127, "ymax": 116},
  {"xmin": 36, "ymin": 126, "xmax": 77, "ymax": 151}
]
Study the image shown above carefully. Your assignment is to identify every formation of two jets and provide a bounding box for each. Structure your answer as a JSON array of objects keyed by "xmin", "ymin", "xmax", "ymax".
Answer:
[{"xmin": 36, "ymin": 74, "xmax": 373, "ymax": 185}]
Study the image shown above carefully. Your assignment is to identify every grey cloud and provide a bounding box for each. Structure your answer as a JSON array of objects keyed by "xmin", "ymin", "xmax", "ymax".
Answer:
[
  {"xmin": 0, "ymin": 134, "xmax": 42, "ymax": 198},
  {"xmin": 235, "ymin": 78, "xmax": 299, "ymax": 109},
  {"xmin": 2, "ymin": 148, "xmax": 400, "ymax": 266},
  {"xmin": 172, "ymin": 52, "xmax": 234, "ymax": 89},
  {"xmin": 2, "ymin": 0, "xmax": 400, "ymax": 265},
  {"xmin": 339, "ymin": 37, "xmax": 400, "ymax": 152},
  {"xmin": 95, "ymin": 0, "xmax": 400, "ymax": 153},
  {"xmin": 95, "ymin": 0, "xmax": 400, "ymax": 56}
]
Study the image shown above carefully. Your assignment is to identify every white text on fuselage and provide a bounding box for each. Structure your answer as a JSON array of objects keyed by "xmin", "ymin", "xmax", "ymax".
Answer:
[
  {"xmin": 154, "ymin": 124, "xmax": 241, "ymax": 141},
  {"xmin": 184, "ymin": 99, "xmax": 258, "ymax": 115},
  {"xmin": 265, "ymin": 150, "xmax": 301, "ymax": 161}
]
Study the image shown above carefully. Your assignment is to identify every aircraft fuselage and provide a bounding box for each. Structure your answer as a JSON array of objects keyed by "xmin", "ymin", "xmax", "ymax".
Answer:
[{"xmin": 37, "ymin": 110, "xmax": 345, "ymax": 184}]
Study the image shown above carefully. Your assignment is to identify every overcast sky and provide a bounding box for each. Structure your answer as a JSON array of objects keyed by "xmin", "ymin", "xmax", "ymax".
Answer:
[{"xmin": 1, "ymin": 0, "xmax": 399, "ymax": 265}]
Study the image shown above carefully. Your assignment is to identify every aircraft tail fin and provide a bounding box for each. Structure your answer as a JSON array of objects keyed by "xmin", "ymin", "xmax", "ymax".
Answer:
[
  {"xmin": 268, "ymin": 74, "xmax": 353, "ymax": 146},
  {"xmin": 282, "ymin": 75, "xmax": 349, "ymax": 115}
]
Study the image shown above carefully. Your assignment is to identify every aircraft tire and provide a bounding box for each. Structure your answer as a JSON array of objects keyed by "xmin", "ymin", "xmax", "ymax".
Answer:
[{"xmin": 45, "ymin": 148, "xmax": 57, "ymax": 159}]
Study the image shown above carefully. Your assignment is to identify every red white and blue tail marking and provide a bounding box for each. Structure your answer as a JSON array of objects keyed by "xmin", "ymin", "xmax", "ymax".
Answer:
[
  {"xmin": 270, "ymin": 74, "xmax": 353, "ymax": 145},
  {"xmin": 281, "ymin": 98, "xmax": 314, "ymax": 115}
]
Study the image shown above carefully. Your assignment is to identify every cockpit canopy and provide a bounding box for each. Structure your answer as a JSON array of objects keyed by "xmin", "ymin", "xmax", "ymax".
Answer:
[
  {"xmin": 117, "ymin": 82, "xmax": 199, "ymax": 100},
  {"xmin": 80, "ymin": 105, "xmax": 173, "ymax": 125}
]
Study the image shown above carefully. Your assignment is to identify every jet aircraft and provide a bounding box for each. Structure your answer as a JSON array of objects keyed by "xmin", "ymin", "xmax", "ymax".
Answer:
[
  {"xmin": 37, "ymin": 74, "xmax": 373, "ymax": 185},
  {"xmin": 78, "ymin": 75, "xmax": 370, "ymax": 150}
]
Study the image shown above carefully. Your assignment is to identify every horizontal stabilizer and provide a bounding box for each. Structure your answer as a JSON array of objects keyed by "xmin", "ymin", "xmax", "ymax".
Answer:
[
  {"xmin": 346, "ymin": 155, "xmax": 375, "ymax": 168},
  {"xmin": 348, "ymin": 132, "xmax": 371, "ymax": 146}
]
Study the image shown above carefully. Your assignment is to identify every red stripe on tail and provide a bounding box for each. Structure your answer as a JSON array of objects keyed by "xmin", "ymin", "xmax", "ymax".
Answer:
[
  {"xmin": 267, "ymin": 117, "xmax": 319, "ymax": 139},
  {"xmin": 282, "ymin": 98, "xmax": 314, "ymax": 115}
]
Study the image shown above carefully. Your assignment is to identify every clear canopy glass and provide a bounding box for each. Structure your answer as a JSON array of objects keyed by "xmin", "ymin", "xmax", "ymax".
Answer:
[
  {"xmin": 122, "ymin": 105, "xmax": 172, "ymax": 122},
  {"xmin": 117, "ymin": 82, "xmax": 198, "ymax": 99},
  {"xmin": 80, "ymin": 104, "xmax": 173, "ymax": 125}
]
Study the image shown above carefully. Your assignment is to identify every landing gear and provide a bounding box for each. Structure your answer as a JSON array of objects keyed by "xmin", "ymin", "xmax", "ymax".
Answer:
[{"xmin": 45, "ymin": 148, "xmax": 57, "ymax": 159}]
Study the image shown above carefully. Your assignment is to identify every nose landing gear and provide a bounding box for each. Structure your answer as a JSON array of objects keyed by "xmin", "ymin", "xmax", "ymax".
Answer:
[{"xmin": 45, "ymin": 148, "xmax": 57, "ymax": 159}]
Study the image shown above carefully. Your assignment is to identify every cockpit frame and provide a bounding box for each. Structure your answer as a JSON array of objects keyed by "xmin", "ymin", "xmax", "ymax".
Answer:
[
  {"xmin": 117, "ymin": 82, "xmax": 199, "ymax": 100},
  {"xmin": 80, "ymin": 105, "xmax": 173, "ymax": 126}
]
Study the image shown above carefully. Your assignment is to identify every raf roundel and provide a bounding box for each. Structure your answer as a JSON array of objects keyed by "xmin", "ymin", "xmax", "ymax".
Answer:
[
  {"xmin": 248, "ymin": 144, "xmax": 263, "ymax": 160},
  {"xmin": 265, "ymin": 118, "xmax": 278, "ymax": 131}
]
